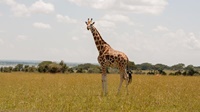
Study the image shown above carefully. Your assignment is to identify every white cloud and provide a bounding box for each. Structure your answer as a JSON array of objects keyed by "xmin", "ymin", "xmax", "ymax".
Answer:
[
  {"xmin": 16, "ymin": 35, "xmax": 29, "ymax": 41},
  {"xmin": 68, "ymin": 0, "xmax": 168, "ymax": 14},
  {"xmin": 29, "ymin": 0, "xmax": 54, "ymax": 14},
  {"xmin": 68, "ymin": 0, "xmax": 115, "ymax": 9},
  {"xmin": 2, "ymin": 0, "xmax": 54, "ymax": 17},
  {"xmin": 118, "ymin": 0, "xmax": 168, "ymax": 14},
  {"xmin": 160, "ymin": 29, "xmax": 200, "ymax": 50},
  {"xmin": 153, "ymin": 25, "xmax": 169, "ymax": 32},
  {"xmin": 96, "ymin": 14, "xmax": 133, "ymax": 29},
  {"xmin": 96, "ymin": 20, "xmax": 116, "ymax": 28},
  {"xmin": 102, "ymin": 14, "xmax": 134, "ymax": 25},
  {"xmin": 33, "ymin": 22, "xmax": 52, "ymax": 29},
  {"xmin": 9, "ymin": 1, "xmax": 30, "ymax": 17},
  {"xmin": 56, "ymin": 14, "xmax": 77, "ymax": 23},
  {"xmin": 186, "ymin": 33, "xmax": 200, "ymax": 49}
]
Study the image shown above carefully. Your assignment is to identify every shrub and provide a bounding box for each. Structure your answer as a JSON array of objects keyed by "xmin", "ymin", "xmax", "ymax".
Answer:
[
  {"xmin": 48, "ymin": 63, "xmax": 62, "ymax": 73},
  {"xmin": 38, "ymin": 61, "xmax": 52, "ymax": 73}
]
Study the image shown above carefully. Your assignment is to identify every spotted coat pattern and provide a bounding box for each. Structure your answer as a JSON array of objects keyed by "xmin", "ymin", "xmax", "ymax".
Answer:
[
  {"xmin": 91, "ymin": 27, "xmax": 129, "ymax": 72},
  {"xmin": 85, "ymin": 18, "xmax": 130, "ymax": 95}
]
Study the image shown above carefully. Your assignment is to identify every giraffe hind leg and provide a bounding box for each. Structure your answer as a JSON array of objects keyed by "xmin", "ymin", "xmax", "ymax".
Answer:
[
  {"xmin": 117, "ymin": 74, "xmax": 124, "ymax": 95},
  {"xmin": 124, "ymin": 70, "xmax": 130, "ymax": 94},
  {"xmin": 122, "ymin": 72, "xmax": 129, "ymax": 94},
  {"xmin": 125, "ymin": 74, "xmax": 129, "ymax": 94}
]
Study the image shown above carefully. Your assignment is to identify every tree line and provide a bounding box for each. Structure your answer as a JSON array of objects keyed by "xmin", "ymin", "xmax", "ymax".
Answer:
[
  {"xmin": 0, "ymin": 61, "xmax": 199, "ymax": 76},
  {"xmin": 135, "ymin": 63, "xmax": 200, "ymax": 76},
  {"xmin": 0, "ymin": 61, "xmax": 66, "ymax": 73}
]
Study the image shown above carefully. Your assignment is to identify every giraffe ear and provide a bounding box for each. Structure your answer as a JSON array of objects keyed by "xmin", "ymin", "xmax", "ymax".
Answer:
[
  {"xmin": 85, "ymin": 21, "xmax": 87, "ymax": 25},
  {"xmin": 92, "ymin": 22, "xmax": 95, "ymax": 25}
]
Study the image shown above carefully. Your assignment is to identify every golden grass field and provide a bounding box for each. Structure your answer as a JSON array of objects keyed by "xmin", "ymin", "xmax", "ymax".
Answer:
[{"xmin": 0, "ymin": 72, "xmax": 200, "ymax": 112}]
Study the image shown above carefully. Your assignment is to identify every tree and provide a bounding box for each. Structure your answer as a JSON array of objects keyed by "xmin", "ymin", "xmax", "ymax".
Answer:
[
  {"xmin": 76, "ymin": 68, "xmax": 83, "ymax": 73},
  {"xmin": 171, "ymin": 63, "xmax": 185, "ymax": 71},
  {"xmin": 183, "ymin": 65, "xmax": 199, "ymax": 76},
  {"xmin": 0, "ymin": 67, "xmax": 3, "ymax": 72},
  {"xmin": 48, "ymin": 62, "xmax": 62, "ymax": 73},
  {"xmin": 154, "ymin": 64, "xmax": 169, "ymax": 70},
  {"xmin": 68, "ymin": 68, "xmax": 74, "ymax": 73},
  {"xmin": 3, "ymin": 67, "xmax": 11, "ymax": 73},
  {"xmin": 38, "ymin": 61, "xmax": 52, "ymax": 73},
  {"xmin": 136, "ymin": 63, "xmax": 153, "ymax": 70},
  {"xmin": 13, "ymin": 64, "xmax": 23, "ymax": 71},
  {"xmin": 59, "ymin": 60, "xmax": 68, "ymax": 73},
  {"xmin": 127, "ymin": 61, "xmax": 137, "ymax": 70},
  {"xmin": 74, "ymin": 63, "xmax": 100, "ymax": 73},
  {"xmin": 23, "ymin": 65, "xmax": 29, "ymax": 72},
  {"xmin": 37, "ymin": 61, "xmax": 70, "ymax": 73},
  {"xmin": 158, "ymin": 69, "xmax": 167, "ymax": 75},
  {"xmin": 28, "ymin": 66, "xmax": 37, "ymax": 72},
  {"xmin": 174, "ymin": 70, "xmax": 182, "ymax": 75},
  {"xmin": 8, "ymin": 66, "xmax": 13, "ymax": 72}
]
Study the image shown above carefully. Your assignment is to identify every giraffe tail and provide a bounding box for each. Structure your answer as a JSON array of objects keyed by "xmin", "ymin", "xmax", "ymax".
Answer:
[
  {"xmin": 127, "ymin": 70, "xmax": 132, "ymax": 84},
  {"xmin": 126, "ymin": 61, "xmax": 132, "ymax": 84}
]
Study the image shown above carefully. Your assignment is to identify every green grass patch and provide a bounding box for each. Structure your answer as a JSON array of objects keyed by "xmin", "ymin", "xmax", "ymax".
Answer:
[{"xmin": 0, "ymin": 72, "xmax": 200, "ymax": 111}]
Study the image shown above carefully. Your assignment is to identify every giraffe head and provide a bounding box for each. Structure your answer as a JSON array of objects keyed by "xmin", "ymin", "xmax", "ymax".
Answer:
[{"xmin": 85, "ymin": 18, "xmax": 95, "ymax": 30}]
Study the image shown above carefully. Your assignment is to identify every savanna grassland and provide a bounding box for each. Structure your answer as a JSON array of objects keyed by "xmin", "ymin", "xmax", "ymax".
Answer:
[{"xmin": 0, "ymin": 73, "xmax": 200, "ymax": 112}]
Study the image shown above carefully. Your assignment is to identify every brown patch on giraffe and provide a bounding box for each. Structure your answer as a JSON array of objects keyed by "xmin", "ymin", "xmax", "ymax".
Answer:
[
  {"xmin": 94, "ymin": 36, "xmax": 97, "ymax": 40},
  {"xmin": 97, "ymin": 46, "xmax": 101, "ymax": 50},
  {"xmin": 110, "ymin": 56, "xmax": 114, "ymax": 63},
  {"xmin": 95, "ymin": 41, "xmax": 100, "ymax": 45},
  {"xmin": 105, "ymin": 55, "xmax": 110, "ymax": 60},
  {"xmin": 114, "ymin": 56, "xmax": 118, "ymax": 60}
]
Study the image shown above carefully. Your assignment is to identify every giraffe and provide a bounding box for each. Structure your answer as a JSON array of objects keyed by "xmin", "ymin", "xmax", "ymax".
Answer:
[{"xmin": 85, "ymin": 18, "xmax": 132, "ymax": 95}]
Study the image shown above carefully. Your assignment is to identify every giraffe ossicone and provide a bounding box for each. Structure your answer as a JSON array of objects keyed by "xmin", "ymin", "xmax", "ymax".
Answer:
[{"xmin": 85, "ymin": 18, "xmax": 132, "ymax": 95}]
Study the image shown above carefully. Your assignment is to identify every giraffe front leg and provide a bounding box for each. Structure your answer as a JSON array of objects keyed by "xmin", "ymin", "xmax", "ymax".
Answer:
[
  {"xmin": 102, "ymin": 74, "xmax": 107, "ymax": 95},
  {"xmin": 101, "ymin": 67, "xmax": 107, "ymax": 96}
]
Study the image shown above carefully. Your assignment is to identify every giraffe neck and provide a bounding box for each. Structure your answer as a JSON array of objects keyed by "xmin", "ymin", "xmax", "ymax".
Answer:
[{"xmin": 90, "ymin": 26, "xmax": 110, "ymax": 55}]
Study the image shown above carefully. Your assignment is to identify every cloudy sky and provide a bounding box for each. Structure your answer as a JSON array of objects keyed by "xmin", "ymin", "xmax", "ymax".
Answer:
[{"xmin": 0, "ymin": 0, "xmax": 200, "ymax": 66}]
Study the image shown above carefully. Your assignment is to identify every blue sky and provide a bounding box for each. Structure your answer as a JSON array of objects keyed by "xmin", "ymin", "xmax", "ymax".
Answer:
[{"xmin": 0, "ymin": 0, "xmax": 200, "ymax": 66}]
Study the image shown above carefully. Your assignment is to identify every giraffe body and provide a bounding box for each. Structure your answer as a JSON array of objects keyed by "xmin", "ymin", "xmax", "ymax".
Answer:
[
  {"xmin": 85, "ymin": 18, "xmax": 132, "ymax": 95},
  {"xmin": 98, "ymin": 49, "xmax": 128, "ymax": 71}
]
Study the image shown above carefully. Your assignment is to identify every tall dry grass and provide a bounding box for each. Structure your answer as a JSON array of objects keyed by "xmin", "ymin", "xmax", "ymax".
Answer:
[{"xmin": 0, "ymin": 72, "xmax": 200, "ymax": 111}]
